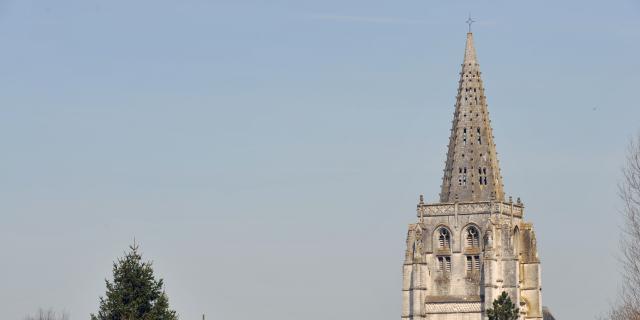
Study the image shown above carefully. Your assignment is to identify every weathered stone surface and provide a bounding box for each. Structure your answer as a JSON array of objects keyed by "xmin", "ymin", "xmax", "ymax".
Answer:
[{"xmin": 402, "ymin": 32, "xmax": 543, "ymax": 320}]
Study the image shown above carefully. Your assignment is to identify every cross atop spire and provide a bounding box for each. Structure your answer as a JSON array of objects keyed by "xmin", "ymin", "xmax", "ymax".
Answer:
[
  {"xmin": 439, "ymin": 31, "xmax": 505, "ymax": 203},
  {"xmin": 465, "ymin": 14, "xmax": 475, "ymax": 33}
]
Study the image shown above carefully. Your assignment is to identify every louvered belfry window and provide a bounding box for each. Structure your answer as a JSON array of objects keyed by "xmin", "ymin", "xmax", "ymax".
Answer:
[
  {"xmin": 466, "ymin": 255, "xmax": 481, "ymax": 272},
  {"xmin": 438, "ymin": 256, "xmax": 451, "ymax": 272},
  {"xmin": 466, "ymin": 227, "xmax": 480, "ymax": 248}
]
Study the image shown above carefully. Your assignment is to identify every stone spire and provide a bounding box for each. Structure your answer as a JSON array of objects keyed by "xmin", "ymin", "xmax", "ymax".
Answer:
[{"xmin": 439, "ymin": 32, "xmax": 505, "ymax": 202}]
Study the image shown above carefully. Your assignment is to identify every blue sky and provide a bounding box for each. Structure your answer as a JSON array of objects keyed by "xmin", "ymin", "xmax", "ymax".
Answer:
[{"xmin": 1, "ymin": 0, "xmax": 639, "ymax": 319}]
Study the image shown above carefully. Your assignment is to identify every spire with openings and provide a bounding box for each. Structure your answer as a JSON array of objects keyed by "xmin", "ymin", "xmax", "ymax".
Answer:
[{"xmin": 439, "ymin": 32, "xmax": 505, "ymax": 203}]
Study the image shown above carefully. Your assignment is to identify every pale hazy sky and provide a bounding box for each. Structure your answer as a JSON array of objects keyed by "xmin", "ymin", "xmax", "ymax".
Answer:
[{"xmin": 1, "ymin": 1, "xmax": 639, "ymax": 319}]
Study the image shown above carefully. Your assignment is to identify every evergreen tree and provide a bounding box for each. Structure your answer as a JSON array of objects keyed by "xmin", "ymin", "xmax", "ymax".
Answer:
[
  {"xmin": 487, "ymin": 291, "xmax": 520, "ymax": 320},
  {"xmin": 91, "ymin": 243, "xmax": 178, "ymax": 320}
]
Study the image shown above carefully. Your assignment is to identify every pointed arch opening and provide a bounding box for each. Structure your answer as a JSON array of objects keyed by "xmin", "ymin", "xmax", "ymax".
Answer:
[
  {"xmin": 433, "ymin": 226, "xmax": 452, "ymax": 252},
  {"xmin": 438, "ymin": 227, "xmax": 451, "ymax": 250},
  {"xmin": 465, "ymin": 225, "xmax": 480, "ymax": 248}
]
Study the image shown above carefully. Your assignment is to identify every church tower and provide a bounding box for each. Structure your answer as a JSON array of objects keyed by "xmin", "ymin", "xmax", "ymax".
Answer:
[{"xmin": 401, "ymin": 31, "xmax": 543, "ymax": 320}]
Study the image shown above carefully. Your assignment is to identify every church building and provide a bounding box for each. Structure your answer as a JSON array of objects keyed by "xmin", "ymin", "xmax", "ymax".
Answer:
[{"xmin": 401, "ymin": 31, "xmax": 543, "ymax": 320}]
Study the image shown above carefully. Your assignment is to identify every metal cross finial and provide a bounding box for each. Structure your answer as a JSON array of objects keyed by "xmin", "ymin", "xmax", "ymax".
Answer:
[{"xmin": 466, "ymin": 14, "xmax": 475, "ymax": 33}]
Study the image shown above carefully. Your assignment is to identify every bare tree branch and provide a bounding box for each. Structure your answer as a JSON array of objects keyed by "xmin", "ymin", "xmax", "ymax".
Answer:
[{"xmin": 607, "ymin": 134, "xmax": 640, "ymax": 320}]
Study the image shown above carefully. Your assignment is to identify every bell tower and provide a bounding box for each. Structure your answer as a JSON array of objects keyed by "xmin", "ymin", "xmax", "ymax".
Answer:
[{"xmin": 401, "ymin": 31, "xmax": 543, "ymax": 320}]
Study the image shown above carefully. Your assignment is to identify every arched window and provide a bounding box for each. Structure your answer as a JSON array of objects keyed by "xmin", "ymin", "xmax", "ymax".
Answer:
[
  {"xmin": 438, "ymin": 228, "xmax": 451, "ymax": 249},
  {"xmin": 466, "ymin": 226, "xmax": 480, "ymax": 248}
]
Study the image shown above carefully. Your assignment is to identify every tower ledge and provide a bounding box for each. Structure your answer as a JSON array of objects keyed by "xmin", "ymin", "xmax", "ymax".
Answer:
[{"xmin": 417, "ymin": 201, "xmax": 524, "ymax": 218}]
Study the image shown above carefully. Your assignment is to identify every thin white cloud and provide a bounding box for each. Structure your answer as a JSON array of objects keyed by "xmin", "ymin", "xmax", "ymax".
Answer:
[{"xmin": 310, "ymin": 14, "xmax": 435, "ymax": 25}]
